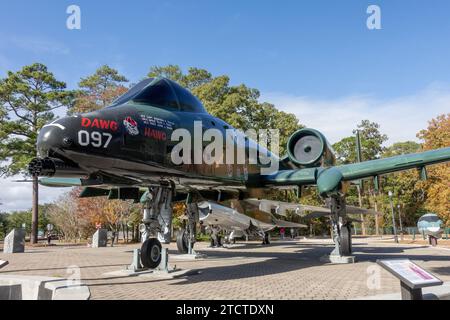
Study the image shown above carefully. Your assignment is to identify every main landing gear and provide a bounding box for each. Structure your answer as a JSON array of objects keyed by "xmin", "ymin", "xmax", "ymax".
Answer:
[
  {"xmin": 262, "ymin": 232, "xmax": 271, "ymax": 245},
  {"xmin": 207, "ymin": 226, "xmax": 222, "ymax": 248},
  {"xmin": 328, "ymin": 196, "xmax": 354, "ymax": 263},
  {"xmin": 176, "ymin": 194, "xmax": 200, "ymax": 255}
]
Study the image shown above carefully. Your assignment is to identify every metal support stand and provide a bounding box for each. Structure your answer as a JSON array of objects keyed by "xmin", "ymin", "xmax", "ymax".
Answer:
[
  {"xmin": 103, "ymin": 247, "xmax": 195, "ymax": 279},
  {"xmin": 128, "ymin": 248, "xmax": 171, "ymax": 273},
  {"xmin": 157, "ymin": 248, "xmax": 169, "ymax": 272},
  {"xmin": 128, "ymin": 249, "xmax": 143, "ymax": 272},
  {"xmin": 428, "ymin": 235, "xmax": 438, "ymax": 247},
  {"xmin": 401, "ymin": 281, "xmax": 423, "ymax": 300}
]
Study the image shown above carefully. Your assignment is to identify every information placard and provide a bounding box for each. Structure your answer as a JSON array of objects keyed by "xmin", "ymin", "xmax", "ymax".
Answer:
[{"xmin": 377, "ymin": 259, "xmax": 443, "ymax": 289}]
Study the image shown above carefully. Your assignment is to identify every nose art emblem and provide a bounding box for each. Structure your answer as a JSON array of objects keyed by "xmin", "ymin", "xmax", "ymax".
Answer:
[{"xmin": 123, "ymin": 116, "xmax": 139, "ymax": 136}]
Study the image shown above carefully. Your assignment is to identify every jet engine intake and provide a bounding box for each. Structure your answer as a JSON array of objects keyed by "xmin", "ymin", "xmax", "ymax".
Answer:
[
  {"xmin": 286, "ymin": 128, "xmax": 335, "ymax": 167},
  {"xmin": 28, "ymin": 157, "xmax": 86, "ymax": 177}
]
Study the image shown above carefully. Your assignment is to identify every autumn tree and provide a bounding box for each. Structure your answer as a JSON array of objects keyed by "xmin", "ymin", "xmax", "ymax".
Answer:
[
  {"xmin": 417, "ymin": 114, "xmax": 450, "ymax": 225},
  {"xmin": 48, "ymin": 190, "xmax": 85, "ymax": 241},
  {"xmin": 0, "ymin": 63, "xmax": 74, "ymax": 243},
  {"xmin": 380, "ymin": 141, "xmax": 424, "ymax": 228},
  {"xmin": 103, "ymin": 200, "xmax": 134, "ymax": 241},
  {"xmin": 69, "ymin": 65, "xmax": 128, "ymax": 114}
]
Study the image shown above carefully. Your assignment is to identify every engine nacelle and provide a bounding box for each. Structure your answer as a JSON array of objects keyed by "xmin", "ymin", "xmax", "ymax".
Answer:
[{"xmin": 286, "ymin": 128, "xmax": 336, "ymax": 167}]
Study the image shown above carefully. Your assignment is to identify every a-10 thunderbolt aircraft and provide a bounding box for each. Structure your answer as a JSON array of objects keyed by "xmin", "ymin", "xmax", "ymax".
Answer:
[{"xmin": 29, "ymin": 77, "xmax": 450, "ymax": 268}]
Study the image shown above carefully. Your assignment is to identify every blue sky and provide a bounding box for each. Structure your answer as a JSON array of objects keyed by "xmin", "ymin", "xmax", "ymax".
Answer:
[
  {"xmin": 1, "ymin": 1, "xmax": 450, "ymax": 211},
  {"xmin": 2, "ymin": 0, "xmax": 450, "ymax": 98}
]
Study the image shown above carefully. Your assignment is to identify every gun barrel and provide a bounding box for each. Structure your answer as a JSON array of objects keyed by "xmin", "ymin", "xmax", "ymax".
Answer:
[{"xmin": 28, "ymin": 157, "xmax": 86, "ymax": 178}]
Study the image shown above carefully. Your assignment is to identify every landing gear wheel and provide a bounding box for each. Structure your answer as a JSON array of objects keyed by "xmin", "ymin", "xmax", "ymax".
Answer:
[
  {"xmin": 216, "ymin": 235, "xmax": 222, "ymax": 247},
  {"xmin": 339, "ymin": 224, "xmax": 352, "ymax": 256},
  {"xmin": 177, "ymin": 229, "xmax": 190, "ymax": 253},
  {"xmin": 141, "ymin": 238, "xmax": 162, "ymax": 269},
  {"xmin": 262, "ymin": 233, "xmax": 271, "ymax": 245}
]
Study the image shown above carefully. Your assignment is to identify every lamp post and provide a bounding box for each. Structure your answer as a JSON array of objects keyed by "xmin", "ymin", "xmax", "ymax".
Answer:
[
  {"xmin": 388, "ymin": 191, "xmax": 398, "ymax": 243},
  {"xmin": 397, "ymin": 204, "xmax": 404, "ymax": 241}
]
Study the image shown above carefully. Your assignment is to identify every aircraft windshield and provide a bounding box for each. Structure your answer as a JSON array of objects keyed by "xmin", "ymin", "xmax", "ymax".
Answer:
[
  {"xmin": 133, "ymin": 79, "xmax": 179, "ymax": 110},
  {"xmin": 110, "ymin": 78, "xmax": 154, "ymax": 106},
  {"xmin": 109, "ymin": 77, "xmax": 207, "ymax": 113},
  {"xmin": 170, "ymin": 80, "xmax": 207, "ymax": 113}
]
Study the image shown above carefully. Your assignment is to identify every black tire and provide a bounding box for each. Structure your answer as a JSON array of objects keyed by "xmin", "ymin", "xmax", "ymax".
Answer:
[
  {"xmin": 141, "ymin": 238, "xmax": 162, "ymax": 269},
  {"xmin": 217, "ymin": 235, "xmax": 222, "ymax": 247},
  {"xmin": 339, "ymin": 224, "xmax": 352, "ymax": 256},
  {"xmin": 262, "ymin": 233, "xmax": 270, "ymax": 245},
  {"xmin": 177, "ymin": 229, "xmax": 189, "ymax": 253},
  {"xmin": 265, "ymin": 233, "xmax": 271, "ymax": 245}
]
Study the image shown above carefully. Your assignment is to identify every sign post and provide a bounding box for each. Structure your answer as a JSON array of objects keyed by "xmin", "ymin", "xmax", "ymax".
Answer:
[{"xmin": 377, "ymin": 259, "xmax": 443, "ymax": 300}]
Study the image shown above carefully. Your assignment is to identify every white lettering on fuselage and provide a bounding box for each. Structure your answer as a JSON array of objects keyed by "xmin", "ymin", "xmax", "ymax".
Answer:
[
  {"xmin": 170, "ymin": 121, "xmax": 279, "ymax": 175},
  {"xmin": 78, "ymin": 130, "xmax": 112, "ymax": 148}
]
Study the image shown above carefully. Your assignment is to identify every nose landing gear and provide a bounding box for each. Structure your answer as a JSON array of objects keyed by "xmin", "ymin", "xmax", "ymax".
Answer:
[{"xmin": 138, "ymin": 184, "xmax": 174, "ymax": 269}]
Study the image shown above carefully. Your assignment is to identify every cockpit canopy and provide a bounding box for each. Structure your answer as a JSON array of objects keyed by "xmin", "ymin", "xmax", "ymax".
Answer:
[{"xmin": 110, "ymin": 77, "xmax": 207, "ymax": 113}]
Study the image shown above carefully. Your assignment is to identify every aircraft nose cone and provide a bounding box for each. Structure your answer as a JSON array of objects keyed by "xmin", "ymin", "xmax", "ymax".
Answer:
[{"xmin": 37, "ymin": 118, "xmax": 72, "ymax": 157}]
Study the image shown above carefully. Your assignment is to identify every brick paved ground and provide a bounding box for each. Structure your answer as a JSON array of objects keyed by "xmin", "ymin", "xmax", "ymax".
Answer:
[{"xmin": 0, "ymin": 238, "xmax": 449, "ymax": 299}]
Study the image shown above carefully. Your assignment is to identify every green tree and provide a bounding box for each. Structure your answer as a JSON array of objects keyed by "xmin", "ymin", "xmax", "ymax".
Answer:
[
  {"xmin": 69, "ymin": 65, "xmax": 129, "ymax": 114},
  {"xmin": 6, "ymin": 207, "xmax": 50, "ymax": 238},
  {"xmin": 0, "ymin": 212, "xmax": 9, "ymax": 239},
  {"xmin": 333, "ymin": 120, "xmax": 388, "ymax": 164},
  {"xmin": 0, "ymin": 63, "xmax": 74, "ymax": 243},
  {"xmin": 382, "ymin": 141, "xmax": 421, "ymax": 158},
  {"xmin": 148, "ymin": 65, "xmax": 302, "ymax": 154},
  {"xmin": 332, "ymin": 120, "xmax": 388, "ymax": 234}
]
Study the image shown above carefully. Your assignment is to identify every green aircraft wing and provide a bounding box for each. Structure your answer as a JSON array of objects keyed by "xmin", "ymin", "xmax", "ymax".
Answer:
[{"xmin": 263, "ymin": 147, "xmax": 450, "ymax": 197}]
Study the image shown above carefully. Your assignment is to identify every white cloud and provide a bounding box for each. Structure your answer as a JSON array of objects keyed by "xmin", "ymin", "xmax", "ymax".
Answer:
[
  {"xmin": 0, "ymin": 176, "xmax": 69, "ymax": 212},
  {"xmin": 262, "ymin": 84, "xmax": 450, "ymax": 145},
  {"xmin": 9, "ymin": 36, "xmax": 70, "ymax": 55}
]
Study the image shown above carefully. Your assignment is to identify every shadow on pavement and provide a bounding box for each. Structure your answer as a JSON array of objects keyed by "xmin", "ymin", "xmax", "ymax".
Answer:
[{"xmin": 0, "ymin": 264, "xmax": 127, "ymax": 274}]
